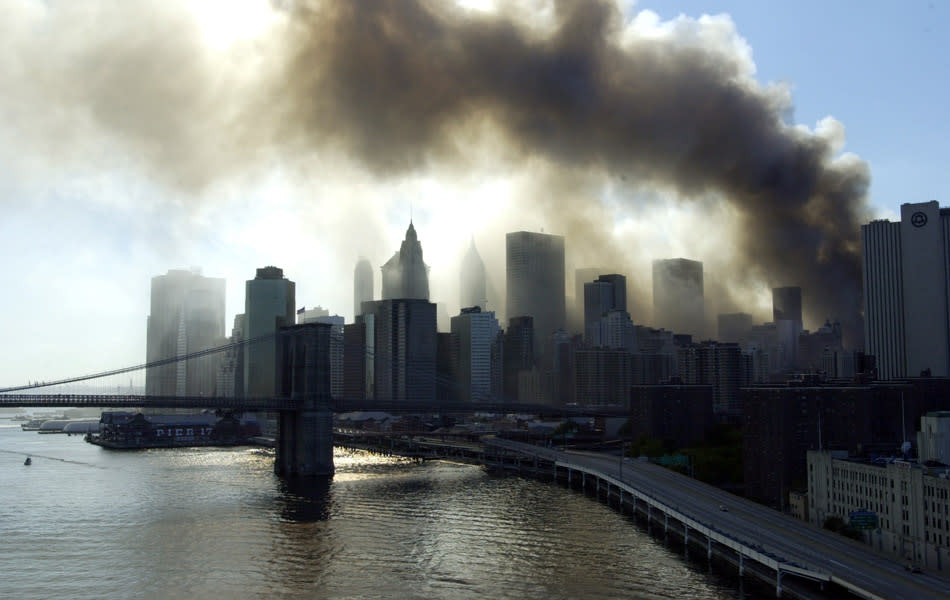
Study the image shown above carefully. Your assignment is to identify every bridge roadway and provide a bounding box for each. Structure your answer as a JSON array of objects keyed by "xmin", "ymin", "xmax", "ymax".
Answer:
[
  {"xmin": 486, "ymin": 438, "xmax": 950, "ymax": 600},
  {"xmin": 0, "ymin": 394, "xmax": 629, "ymax": 416}
]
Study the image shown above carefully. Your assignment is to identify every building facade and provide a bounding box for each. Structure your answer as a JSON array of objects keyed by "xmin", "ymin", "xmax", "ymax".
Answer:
[
  {"xmin": 382, "ymin": 222, "xmax": 429, "ymax": 301},
  {"xmin": 353, "ymin": 257, "xmax": 374, "ymax": 318},
  {"xmin": 863, "ymin": 201, "xmax": 950, "ymax": 379},
  {"xmin": 451, "ymin": 307, "xmax": 502, "ymax": 402},
  {"xmin": 808, "ymin": 450, "xmax": 950, "ymax": 572},
  {"xmin": 652, "ymin": 258, "xmax": 705, "ymax": 338},
  {"xmin": 506, "ymin": 231, "xmax": 565, "ymax": 356},
  {"xmin": 583, "ymin": 274, "xmax": 626, "ymax": 346},
  {"xmin": 502, "ymin": 316, "xmax": 534, "ymax": 402},
  {"xmin": 244, "ymin": 266, "xmax": 295, "ymax": 398},
  {"xmin": 364, "ymin": 298, "xmax": 437, "ymax": 402},
  {"xmin": 146, "ymin": 268, "xmax": 226, "ymax": 398},
  {"xmin": 460, "ymin": 238, "xmax": 488, "ymax": 311}
]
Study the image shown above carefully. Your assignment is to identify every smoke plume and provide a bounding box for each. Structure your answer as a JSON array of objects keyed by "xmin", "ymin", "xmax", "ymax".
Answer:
[
  {"xmin": 278, "ymin": 0, "xmax": 869, "ymax": 341},
  {"xmin": 3, "ymin": 0, "xmax": 871, "ymax": 342}
]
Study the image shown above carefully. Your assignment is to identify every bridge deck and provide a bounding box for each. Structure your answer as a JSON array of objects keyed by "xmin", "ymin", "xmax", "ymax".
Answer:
[{"xmin": 485, "ymin": 438, "xmax": 949, "ymax": 600}]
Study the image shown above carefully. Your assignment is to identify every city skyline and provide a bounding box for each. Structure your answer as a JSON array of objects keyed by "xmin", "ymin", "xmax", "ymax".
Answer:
[{"xmin": 1, "ymin": 0, "xmax": 947, "ymax": 385}]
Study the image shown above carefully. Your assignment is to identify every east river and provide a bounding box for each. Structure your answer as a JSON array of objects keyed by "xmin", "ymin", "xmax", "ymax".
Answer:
[{"xmin": 0, "ymin": 417, "xmax": 766, "ymax": 599}]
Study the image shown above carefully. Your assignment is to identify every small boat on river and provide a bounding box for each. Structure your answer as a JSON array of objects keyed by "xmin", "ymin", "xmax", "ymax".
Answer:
[{"xmin": 24, "ymin": 457, "xmax": 31, "ymax": 466}]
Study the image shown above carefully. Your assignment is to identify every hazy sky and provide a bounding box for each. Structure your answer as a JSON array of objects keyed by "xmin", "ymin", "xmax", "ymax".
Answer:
[{"xmin": 1, "ymin": 0, "xmax": 946, "ymax": 386}]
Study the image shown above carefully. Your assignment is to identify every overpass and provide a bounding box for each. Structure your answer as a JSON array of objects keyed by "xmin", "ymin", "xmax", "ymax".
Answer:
[{"xmin": 483, "ymin": 438, "xmax": 950, "ymax": 600}]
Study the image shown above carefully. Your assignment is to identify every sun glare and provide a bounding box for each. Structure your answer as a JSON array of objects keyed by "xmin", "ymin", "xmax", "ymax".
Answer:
[{"xmin": 187, "ymin": 0, "xmax": 278, "ymax": 49}]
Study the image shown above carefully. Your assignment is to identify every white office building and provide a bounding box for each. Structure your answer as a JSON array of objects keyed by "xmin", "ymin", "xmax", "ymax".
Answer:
[
  {"xmin": 862, "ymin": 201, "xmax": 950, "ymax": 379},
  {"xmin": 451, "ymin": 307, "xmax": 502, "ymax": 402}
]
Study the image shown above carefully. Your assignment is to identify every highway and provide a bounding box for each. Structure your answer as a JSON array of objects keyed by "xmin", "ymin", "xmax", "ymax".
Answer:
[{"xmin": 487, "ymin": 439, "xmax": 950, "ymax": 600}]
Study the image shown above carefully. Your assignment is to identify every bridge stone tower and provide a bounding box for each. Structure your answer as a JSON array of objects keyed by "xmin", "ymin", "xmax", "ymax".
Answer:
[{"xmin": 275, "ymin": 323, "xmax": 334, "ymax": 476}]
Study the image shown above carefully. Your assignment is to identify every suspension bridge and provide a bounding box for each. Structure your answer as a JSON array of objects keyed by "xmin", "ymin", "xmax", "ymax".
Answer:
[{"xmin": 0, "ymin": 324, "xmax": 626, "ymax": 476}]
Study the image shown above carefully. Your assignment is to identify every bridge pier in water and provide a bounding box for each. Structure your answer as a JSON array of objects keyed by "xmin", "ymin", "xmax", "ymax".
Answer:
[{"xmin": 274, "ymin": 323, "xmax": 335, "ymax": 477}]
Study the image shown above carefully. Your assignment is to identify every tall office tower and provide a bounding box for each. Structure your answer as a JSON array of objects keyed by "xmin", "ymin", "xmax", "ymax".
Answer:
[
  {"xmin": 863, "ymin": 201, "xmax": 950, "ymax": 379},
  {"xmin": 364, "ymin": 298, "xmax": 437, "ymax": 402},
  {"xmin": 503, "ymin": 316, "xmax": 534, "ymax": 402},
  {"xmin": 460, "ymin": 238, "xmax": 487, "ymax": 311},
  {"xmin": 571, "ymin": 267, "xmax": 607, "ymax": 333},
  {"xmin": 583, "ymin": 274, "xmax": 627, "ymax": 346},
  {"xmin": 244, "ymin": 266, "xmax": 295, "ymax": 398},
  {"xmin": 381, "ymin": 221, "xmax": 430, "ymax": 300},
  {"xmin": 652, "ymin": 258, "xmax": 705, "ymax": 337},
  {"xmin": 717, "ymin": 312, "xmax": 753, "ymax": 344},
  {"xmin": 451, "ymin": 307, "xmax": 502, "ymax": 401},
  {"xmin": 354, "ymin": 258, "xmax": 374, "ymax": 318},
  {"xmin": 146, "ymin": 268, "xmax": 226, "ymax": 398},
  {"xmin": 215, "ymin": 314, "xmax": 245, "ymax": 398},
  {"xmin": 506, "ymin": 231, "xmax": 565, "ymax": 356},
  {"xmin": 298, "ymin": 312, "xmax": 345, "ymax": 400},
  {"xmin": 772, "ymin": 286, "xmax": 803, "ymax": 371}
]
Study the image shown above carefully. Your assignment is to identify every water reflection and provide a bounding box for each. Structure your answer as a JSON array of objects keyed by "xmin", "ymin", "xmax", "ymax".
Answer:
[{"xmin": 277, "ymin": 475, "xmax": 333, "ymax": 522}]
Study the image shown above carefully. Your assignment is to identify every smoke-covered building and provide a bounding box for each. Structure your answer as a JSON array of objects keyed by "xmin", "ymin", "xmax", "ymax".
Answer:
[
  {"xmin": 652, "ymin": 258, "xmax": 705, "ymax": 338},
  {"xmin": 584, "ymin": 274, "xmax": 627, "ymax": 346},
  {"xmin": 353, "ymin": 257, "xmax": 374, "ymax": 318},
  {"xmin": 863, "ymin": 201, "xmax": 950, "ymax": 379},
  {"xmin": 506, "ymin": 231, "xmax": 565, "ymax": 357},
  {"xmin": 146, "ymin": 268, "xmax": 226, "ymax": 399},
  {"xmin": 460, "ymin": 238, "xmax": 487, "ymax": 311},
  {"xmin": 215, "ymin": 314, "xmax": 245, "ymax": 399},
  {"xmin": 773, "ymin": 286, "xmax": 803, "ymax": 371},
  {"xmin": 382, "ymin": 222, "xmax": 429, "ymax": 301},
  {"xmin": 717, "ymin": 312, "xmax": 753, "ymax": 344},
  {"xmin": 798, "ymin": 319, "xmax": 843, "ymax": 371}
]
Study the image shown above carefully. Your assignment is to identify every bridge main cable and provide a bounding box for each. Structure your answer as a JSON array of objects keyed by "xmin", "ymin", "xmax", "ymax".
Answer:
[{"xmin": 0, "ymin": 331, "xmax": 286, "ymax": 394}]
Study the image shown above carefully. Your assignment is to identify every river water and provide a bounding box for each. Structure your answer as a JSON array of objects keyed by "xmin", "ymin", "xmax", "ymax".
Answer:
[{"xmin": 0, "ymin": 417, "xmax": 762, "ymax": 599}]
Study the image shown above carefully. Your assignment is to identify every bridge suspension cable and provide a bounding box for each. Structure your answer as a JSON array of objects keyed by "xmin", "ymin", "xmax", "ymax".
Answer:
[{"xmin": 0, "ymin": 331, "xmax": 286, "ymax": 394}]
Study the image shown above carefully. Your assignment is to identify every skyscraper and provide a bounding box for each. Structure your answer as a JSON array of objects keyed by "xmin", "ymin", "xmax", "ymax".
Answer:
[
  {"xmin": 354, "ymin": 257, "xmax": 374, "ymax": 318},
  {"xmin": 146, "ymin": 268, "xmax": 226, "ymax": 398},
  {"xmin": 506, "ymin": 231, "xmax": 565, "ymax": 356},
  {"xmin": 381, "ymin": 221, "xmax": 429, "ymax": 300},
  {"xmin": 460, "ymin": 237, "xmax": 487, "ymax": 311},
  {"xmin": 863, "ymin": 201, "xmax": 950, "ymax": 378},
  {"xmin": 299, "ymin": 310, "xmax": 345, "ymax": 400},
  {"xmin": 583, "ymin": 274, "xmax": 627, "ymax": 346},
  {"xmin": 244, "ymin": 266, "xmax": 295, "ymax": 398},
  {"xmin": 502, "ymin": 316, "xmax": 534, "ymax": 402},
  {"xmin": 364, "ymin": 298, "xmax": 437, "ymax": 402},
  {"xmin": 451, "ymin": 306, "xmax": 502, "ymax": 402},
  {"xmin": 773, "ymin": 286, "xmax": 803, "ymax": 371},
  {"xmin": 652, "ymin": 258, "xmax": 705, "ymax": 337}
]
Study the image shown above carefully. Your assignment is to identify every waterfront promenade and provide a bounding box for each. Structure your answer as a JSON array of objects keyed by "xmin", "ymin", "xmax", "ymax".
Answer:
[{"xmin": 484, "ymin": 438, "xmax": 950, "ymax": 600}]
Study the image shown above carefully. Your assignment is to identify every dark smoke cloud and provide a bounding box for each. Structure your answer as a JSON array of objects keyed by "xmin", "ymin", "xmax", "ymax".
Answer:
[
  {"xmin": 4, "ymin": 0, "xmax": 871, "ymax": 342},
  {"xmin": 279, "ymin": 0, "xmax": 870, "ymax": 342}
]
